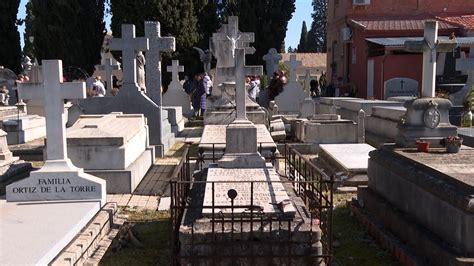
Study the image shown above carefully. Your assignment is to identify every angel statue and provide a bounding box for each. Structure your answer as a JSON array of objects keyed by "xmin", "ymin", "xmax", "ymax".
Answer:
[{"xmin": 193, "ymin": 47, "xmax": 213, "ymax": 73}]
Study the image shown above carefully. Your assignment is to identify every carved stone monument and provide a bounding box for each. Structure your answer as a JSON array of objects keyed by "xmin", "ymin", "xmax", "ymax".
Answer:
[
  {"xmin": 6, "ymin": 60, "xmax": 106, "ymax": 205},
  {"xmin": 275, "ymin": 54, "xmax": 305, "ymax": 113},
  {"xmin": 262, "ymin": 48, "xmax": 282, "ymax": 84},
  {"xmin": 162, "ymin": 60, "xmax": 191, "ymax": 115}
]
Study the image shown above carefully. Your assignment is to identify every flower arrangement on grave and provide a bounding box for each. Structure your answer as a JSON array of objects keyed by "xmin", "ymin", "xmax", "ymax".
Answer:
[
  {"xmin": 440, "ymin": 135, "xmax": 463, "ymax": 153},
  {"xmin": 397, "ymin": 114, "xmax": 407, "ymax": 127}
]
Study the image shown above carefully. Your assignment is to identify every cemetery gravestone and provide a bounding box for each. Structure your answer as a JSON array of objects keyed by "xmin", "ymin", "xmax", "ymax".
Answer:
[
  {"xmin": 163, "ymin": 60, "xmax": 191, "ymax": 115},
  {"xmin": 95, "ymin": 58, "xmax": 119, "ymax": 93},
  {"xmin": 299, "ymin": 68, "xmax": 318, "ymax": 118},
  {"xmin": 74, "ymin": 23, "xmax": 176, "ymax": 157},
  {"xmin": 6, "ymin": 60, "xmax": 105, "ymax": 204},
  {"xmin": 384, "ymin": 77, "xmax": 419, "ymax": 99},
  {"xmin": 262, "ymin": 48, "xmax": 282, "ymax": 84},
  {"xmin": 275, "ymin": 54, "xmax": 305, "ymax": 113},
  {"xmin": 451, "ymin": 45, "xmax": 474, "ymax": 106}
]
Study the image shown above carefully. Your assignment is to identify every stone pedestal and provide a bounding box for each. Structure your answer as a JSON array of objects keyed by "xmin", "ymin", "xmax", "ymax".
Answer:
[
  {"xmin": 2, "ymin": 115, "xmax": 46, "ymax": 144},
  {"xmin": 396, "ymin": 98, "xmax": 457, "ymax": 147},
  {"xmin": 218, "ymin": 120, "xmax": 266, "ymax": 168},
  {"xmin": 299, "ymin": 98, "xmax": 315, "ymax": 118},
  {"xmin": 0, "ymin": 129, "xmax": 17, "ymax": 167}
]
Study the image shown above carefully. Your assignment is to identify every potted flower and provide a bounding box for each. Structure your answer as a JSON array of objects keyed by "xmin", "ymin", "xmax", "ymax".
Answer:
[
  {"xmin": 441, "ymin": 135, "xmax": 463, "ymax": 153},
  {"xmin": 415, "ymin": 139, "xmax": 430, "ymax": 152}
]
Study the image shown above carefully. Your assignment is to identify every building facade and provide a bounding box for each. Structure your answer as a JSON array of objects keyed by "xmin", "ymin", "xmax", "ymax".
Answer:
[{"xmin": 327, "ymin": 0, "xmax": 474, "ymax": 99}]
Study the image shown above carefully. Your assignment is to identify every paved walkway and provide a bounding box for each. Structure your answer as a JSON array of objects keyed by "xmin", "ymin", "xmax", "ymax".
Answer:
[{"xmin": 105, "ymin": 127, "xmax": 203, "ymax": 210}]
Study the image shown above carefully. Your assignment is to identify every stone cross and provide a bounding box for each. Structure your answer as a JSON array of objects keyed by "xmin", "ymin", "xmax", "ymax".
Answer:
[
  {"xmin": 403, "ymin": 21, "xmax": 457, "ymax": 97},
  {"xmin": 212, "ymin": 16, "xmax": 255, "ymax": 68},
  {"xmin": 17, "ymin": 60, "xmax": 86, "ymax": 161},
  {"xmin": 233, "ymin": 48, "xmax": 263, "ymax": 121},
  {"xmin": 108, "ymin": 24, "xmax": 149, "ymax": 88},
  {"xmin": 456, "ymin": 45, "xmax": 474, "ymax": 89},
  {"xmin": 299, "ymin": 68, "xmax": 318, "ymax": 98},
  {"xmin": 166, "ymin": 60, "xmax": 184, "ymax": 84},
  {"xmin": 285, "ymin": 54, "xmax": 302, "ymax": 82},
  {"xmin": 95, "ymin": 58, "xmax": 119, "ymax": 91},
  {"xmin": 263, "ymin": 48, "xmax": 282, "ymax": 83},
  {"xmin": 144, "ymin": 21, "xmax": 176, "ymax": 105}
]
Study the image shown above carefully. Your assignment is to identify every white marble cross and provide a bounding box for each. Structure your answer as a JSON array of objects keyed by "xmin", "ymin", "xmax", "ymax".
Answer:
[
  {"xmin": 285, "ymin": 54, "xmax": 302, "ymax": 82},
  {"xmin": 17, "ymin": 60, "xmax": 86, "ymax": 161},
  {"xmin": 299, "ymin": 68, "xmax": 318, "ymax": 98},
  {"xmin": 404, "ymin": 21, "xmax": 457, "ymax": 97},
  {"xmin": 233, "ymin": 48, "xmax": 263, "ymax": 121},
  {"xmin": 263, "ymin": 48, "xmax": 282, "ymax": 83},
  {"xmin": 166, "ymin": 60, "xmax": 184, "ymax": 84},
  {"xmin": 457, "ymin": 46, "xmax": 474, "ymax": 87},
  {"xmin": 212, "ymin": 16, "xmax": 255, "ymax": 67},
  {"xmin": 108, "ymin": 24, "xmax": 149, "ymax": 87},
  {"xmin": 144, "ymin": 21, "xmax": 176, "ymax": 105},
  {"xmin": 95, "ymin": 58, "xmax": 119, "ymax": 91}
]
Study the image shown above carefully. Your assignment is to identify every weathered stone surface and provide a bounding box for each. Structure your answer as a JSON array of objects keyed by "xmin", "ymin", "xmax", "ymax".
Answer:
[
  {"xmin": 368, "ymin": 145, "xmax": 474, "ymax": 254},
  {"xmin": 320, "ymin": 143, "xmax": 375, "ymax": 173},
  {"xmin": 200, "ymin": 124, "xmax": 274, "ymax": 147}
]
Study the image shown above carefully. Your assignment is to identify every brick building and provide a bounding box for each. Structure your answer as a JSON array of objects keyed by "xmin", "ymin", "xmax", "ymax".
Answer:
[{"xmin": 327, "ymin": 0, "xmax": 474, "ymax": 99}]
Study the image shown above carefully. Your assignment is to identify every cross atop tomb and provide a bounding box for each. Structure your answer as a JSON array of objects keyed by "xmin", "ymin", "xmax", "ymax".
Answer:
[
  {"xmin": 263, "ymin": 48, "xmax": 282, "ymax": 83},
  {"xmin": 457, "ymin": 45, "xmax": 474, "ymax": 87},
  {"xmin": 403, "ymin": 21, "xmax": 457, "ymax": 97},
  {"xmin": 285, "ymin": 54, "xmax": 302, "ymax": 82},
  {"xmin": 166, "ymin": 60, "xmax": 184, "ymax": 84},
  {"xmin": 233, "ymin": 48, "xmax": 263, "ymax": 121},
  {"xmin": 299, "ymin": 68, "xmax": 318, "ymax": 98},
  {"xmin": 17, "ymin": 60, "xmax": 86, "ymax": 161},
  {"xmin": 95, "ymin": 58, "xmax": 120, "ymax": 91},
  {"xmin": 212, "ymin": 16, "xmax": 255, "ymax": 67},
  {"xmin": 109, "ymin": 24, "xmax": 149, "ymax": 87},
  {"xmin": 144, "ymin": 21, "xmax": 176, "ymax": 105}
]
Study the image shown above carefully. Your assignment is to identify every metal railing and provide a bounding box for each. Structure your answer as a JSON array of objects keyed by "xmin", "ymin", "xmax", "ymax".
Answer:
[{"xmin": 169, "ymin": 144, "xmax": 334, "ymax": 265}]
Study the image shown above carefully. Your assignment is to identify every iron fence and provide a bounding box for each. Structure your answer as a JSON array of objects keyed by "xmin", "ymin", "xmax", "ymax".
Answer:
[{"xmin": 169, "ymin": 144, "xmax": 333, "ymax": 265}]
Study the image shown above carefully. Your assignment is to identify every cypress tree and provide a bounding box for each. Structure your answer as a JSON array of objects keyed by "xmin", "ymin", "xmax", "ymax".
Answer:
[
  {"xmin": 0, "ymin": 0, "xmax": 22, "ymax": 74},
  {"xmin": 297, "ymin": 21, "xmax": 308, "ymax": 53},
  {"xmin": 26, "ymin": 0, "xmax": 106, "ymax": 75},
  {"xmin": 307, "ymin": 0, "xmax": 327, "ymax": 52}
]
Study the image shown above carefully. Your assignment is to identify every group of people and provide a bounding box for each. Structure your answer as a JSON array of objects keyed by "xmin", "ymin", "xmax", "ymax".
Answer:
[
  {"xmin": 183, "ymin": 72, "xmax": 213, "ymax": 117},
  {"xmin": 87, "ymin": 75, "xmax": 121, "ymax": 97}
]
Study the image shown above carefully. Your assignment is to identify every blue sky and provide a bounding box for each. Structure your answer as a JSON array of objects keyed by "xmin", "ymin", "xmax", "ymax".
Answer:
[{"xmin": 17, "ymin": 0, "xmax": 312, "ymax": 50}]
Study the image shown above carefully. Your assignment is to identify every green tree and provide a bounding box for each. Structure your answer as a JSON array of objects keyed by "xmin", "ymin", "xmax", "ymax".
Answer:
[
  {"xmin": 307, "ymin": 0, "xmax": 327, "ymax": 52},
  {"xmin": 110, "ymin": 0, "xmax": 200, "ymax": 84},
  {"xmin": 222, "ymin": 0, "xmax": 296, "ymax": 66},
  {"xmin": 0, "ymin": 0, "xmax": 22, "ymax": 74},
  {"xmin": 297, "ymin": 21, "xmax": 308, "ymax": 53},
  {"xmin": 26, "ymin": 0, "xmax": 106, "ymax": 75}
]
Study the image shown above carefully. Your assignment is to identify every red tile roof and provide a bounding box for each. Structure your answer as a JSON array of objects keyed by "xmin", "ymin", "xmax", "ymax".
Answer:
[
  {"xmin": 436, "ymin": 14, "xmax": 474, "ymax": 30},
  {"xmin": 349, "ymin": 15, "xmax": 458, "ymax": 31}
]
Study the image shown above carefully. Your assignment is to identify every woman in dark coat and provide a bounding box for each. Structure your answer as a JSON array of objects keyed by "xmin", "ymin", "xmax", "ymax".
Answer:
[{"xmin": 193, "ymin": 73, "xmax": 206, "ymax": 116}]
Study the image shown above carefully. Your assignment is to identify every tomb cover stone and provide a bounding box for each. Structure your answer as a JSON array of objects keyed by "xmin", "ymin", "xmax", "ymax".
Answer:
[
  {"xmin": 384, "ymin": 77, "xmax": 419, "ymax": 99},
  {"xmin": 66, "ymin": 113, "xmax": 148, "ymax": 170},
  {"xmin": 203, "ymin": 167, "xmax": 295, "ymax": 216},
  {"xmin": 199, "ymin": 124, "xmax": 274, "ymax": 148},
  {"xmin": 6, "ymin": 60, "xmax": 105, "ymax": 205},
  {"xmin": 320, "ymin": 143, "xmax": 375, "ymax": 173}
]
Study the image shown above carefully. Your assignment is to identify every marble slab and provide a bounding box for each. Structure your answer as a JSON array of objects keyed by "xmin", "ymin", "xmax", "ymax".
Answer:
[
  {"xmin": 0, "ymin": 199, "xmax": 100, "ymax": 265},
  {"xmin": 371, "ymin": 106, "xmax": 406, "ymax": 120},
  {"xmin": 320, "ymin": 143, "xmax": 376, "ymax": 172},
  {"xmin": 200, "ymin": 124, "xmax": 274, "ymax": 145},
  {"xmin": 203, "ymin": 167, "xmax": 295, "ymax": 215}
]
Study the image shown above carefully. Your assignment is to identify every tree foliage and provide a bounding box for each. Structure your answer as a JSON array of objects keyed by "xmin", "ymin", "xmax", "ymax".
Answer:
[
  {"xmin": 0, "ymin": 0, "xmax": 22, "ymax": 74},
  {"xmin": 110, "ymin": 0, "xmax": 200, "ymax": 82},
  {"xmin": 221, "ymin": 0, "xmax": 296, "ymax": 66},
  {"xmin": 26, "ymin": 0, "xmax": 106, "ymax": 75},
  {"xmin": 307, "ymin": 0, "xmax": 327, "ymax": 52},
  {"xmin": 297, "ymin": 21, "xmax": 308, "ymax": 53}
]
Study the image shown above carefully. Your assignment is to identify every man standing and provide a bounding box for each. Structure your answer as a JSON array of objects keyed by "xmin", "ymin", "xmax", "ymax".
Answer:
[{"xmin": 93, "ymin": 76, "xmax": 106, "ymax": 97}]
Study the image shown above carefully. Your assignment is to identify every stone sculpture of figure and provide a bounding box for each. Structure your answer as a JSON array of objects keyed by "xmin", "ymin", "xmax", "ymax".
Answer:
[
  {"xmin": 22, "ymin": 56, "xmax": 32, "ymax": 72},
  {"xmin": 136, "ymin": 51, "xmax": 146, "ymax": 92},
  {"xmin": 226, "ymin": 34, "xmax": 241, "ymax": 58},
  {"xmin": 193, "ymin": 47, "xmax": 213, "ymax": 73},
  {"xmin": 0, "ymin": 85, "xmax": 10, "ymax": 105}
]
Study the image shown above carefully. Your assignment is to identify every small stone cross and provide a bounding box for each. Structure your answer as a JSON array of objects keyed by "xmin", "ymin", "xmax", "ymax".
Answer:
[
  {"xmin": 285, "ymin": 54, "xmax": 302, "ymax": 82},
  {"xmin": 95, "ymin": 58, "xmax": 119, "ymax": 91},
  {"xmin": 108, "ymin": 24, "xmax": 149, "ymax": 87},
  {"xmin": 17, "ymin": 60, "xmax": 86, "ymax": 161},
  {"xmin": 144, "ymin": 21, "xmax": 176, "ymax": 105},
  {"xmin": 299, "ymin": 68, "xmax": 318, "ymax": 98},
  {"xmin": 166, "ymin": 60, "xmax": 184, "ymax": 84},
  {"xmin": 263, "ymin": 48, "xmax": 282, "ymax": 83},
  {"xmin": 233, "ymin": 48, "xmax": 263, "ymax": 121}
]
